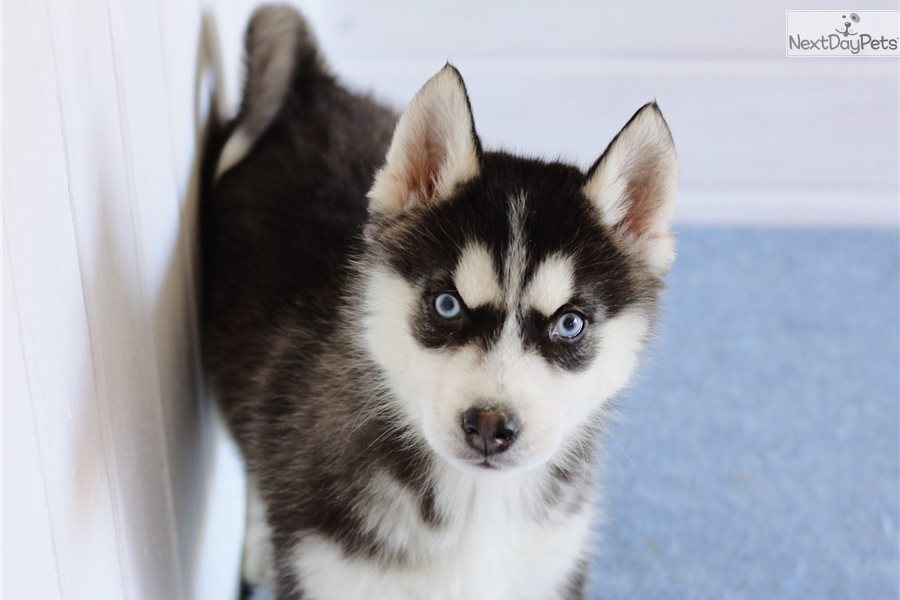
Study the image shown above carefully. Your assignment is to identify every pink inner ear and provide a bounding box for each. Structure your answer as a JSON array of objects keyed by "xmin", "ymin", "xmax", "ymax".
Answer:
[
  {"xmin": 402, "ymin": 134, "xmax": 445, "ymax": 206},
  {"xmin": 620, "ymin": 163, "xmax": 665, "ymax": 237}
]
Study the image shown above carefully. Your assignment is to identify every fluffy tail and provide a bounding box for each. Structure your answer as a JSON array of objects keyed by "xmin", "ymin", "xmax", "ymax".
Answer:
[
  {"xmin": 239, "ymin": 4, "xmax": 322, "ymax": 134},
  {"xmin": 215, "ymin": 4, "xmax": 324, "ymax": 179}
]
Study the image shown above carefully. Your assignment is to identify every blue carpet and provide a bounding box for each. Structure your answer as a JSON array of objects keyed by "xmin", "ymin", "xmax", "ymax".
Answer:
[{"xmin": 588, "ymin": 227, "xmax": 899, "ymax": 599}]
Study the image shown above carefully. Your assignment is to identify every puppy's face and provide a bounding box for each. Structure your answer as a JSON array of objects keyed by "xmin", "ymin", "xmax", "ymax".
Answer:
[{"xmin": 361, "ymin": 66, "xmax": 677, "ymax": 474}]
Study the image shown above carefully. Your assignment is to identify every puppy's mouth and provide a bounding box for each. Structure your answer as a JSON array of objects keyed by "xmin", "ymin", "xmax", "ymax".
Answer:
[
  {"xmin": 454, "ymin": 451, "xmax": 517, "ymax": 472},
  {"xmin": 460, "ymin": 457, "xmax": 505, "ymax": 472},
  {"xmin": 434, "ymin": 433, "xmax": 558, "ymax": 474}
]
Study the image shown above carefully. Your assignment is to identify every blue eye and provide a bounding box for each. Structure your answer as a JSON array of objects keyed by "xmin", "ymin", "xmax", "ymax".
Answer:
[
  {"xmin": 434, "ymin": 293, "xmax": 462, "ymax": 319},
  {"xmin": 553, "ymin": 311, "xmax": 585, "ymax": 339}
]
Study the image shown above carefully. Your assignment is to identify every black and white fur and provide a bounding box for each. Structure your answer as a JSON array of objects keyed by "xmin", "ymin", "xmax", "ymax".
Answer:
[{"xmin": 201, "ymin": 5, "xmax": 677, "ymax": 599}]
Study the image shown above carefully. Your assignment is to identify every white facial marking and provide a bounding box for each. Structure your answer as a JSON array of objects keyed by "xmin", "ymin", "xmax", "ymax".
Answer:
[
  {"xmin": 453, "ymin": 243, "xmax": 502, "ymax": 308},
  {"xmin": 361, "ymin": 266, "xmax": 420, "ymax": 393},
  {"xmin": 361, "ymin": 188, "xmax": 653, "ymax": 476},
  {"xmin": 590, "ymin": 309, "xmax": 651, "ymax": 396},
  {"xmin": 494, "ymin": 192, "xmax": 529, "ymax": 351},
  {"xmin": 523, "ymin": 254, "xmax": 575, "ymax": 316},
  {"xmin": 559, "ymin": 308, "xmax": 651, "ymax": 430}
]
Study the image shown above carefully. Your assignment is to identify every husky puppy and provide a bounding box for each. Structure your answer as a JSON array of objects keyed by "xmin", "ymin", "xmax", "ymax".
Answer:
[{"xmin": 202, "ymin": 5, "xmax": 677, "ymax": 600}]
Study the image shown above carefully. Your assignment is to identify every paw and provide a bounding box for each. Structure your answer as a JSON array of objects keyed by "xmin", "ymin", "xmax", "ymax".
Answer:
[{"xmin": 242, "ymin": 479, "xmax": 275, "ymax": 590}]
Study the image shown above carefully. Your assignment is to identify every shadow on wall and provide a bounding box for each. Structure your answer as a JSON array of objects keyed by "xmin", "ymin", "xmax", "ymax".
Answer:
[{"xmin": 70, "ymin": 10, "xmax": 240, "ymax": 598}]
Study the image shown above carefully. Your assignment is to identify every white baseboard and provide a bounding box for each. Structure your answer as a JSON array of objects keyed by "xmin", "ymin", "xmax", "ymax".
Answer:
[{"xmin": 676, "ymin": 190, "xmax": 899, "ymax": 228}]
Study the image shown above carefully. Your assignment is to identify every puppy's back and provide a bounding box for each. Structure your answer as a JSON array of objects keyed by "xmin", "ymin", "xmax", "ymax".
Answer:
[{"xmin": 201, "ymin": 5, "xmax": 396, "ymax": 413}]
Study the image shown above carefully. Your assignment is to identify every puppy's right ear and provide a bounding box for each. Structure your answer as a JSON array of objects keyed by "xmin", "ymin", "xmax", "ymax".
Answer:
[{"xmin": 368, "ymin": 65, "xmax": 482, "ymax": 215}]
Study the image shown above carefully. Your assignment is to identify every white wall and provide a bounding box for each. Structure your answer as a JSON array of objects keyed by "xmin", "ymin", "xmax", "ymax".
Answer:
[
  {"xmin": 211, "ymin": 2, "xmax": 900, "ymax": 230},
  {"xmin": 313, "ymin": 1, "xmax": 899, "ymax": 227},
  {"xmin": 2, "ymin": 0, "xmax": 246, "ymax": 598},
  {"xmin": 2, "ymin": 2, "xmax": 897, "ymax": 600}
]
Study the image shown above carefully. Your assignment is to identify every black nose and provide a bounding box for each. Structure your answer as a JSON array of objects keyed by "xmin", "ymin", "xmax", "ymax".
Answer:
[{"xmin": 462, "ymin": 407, "xmax": 519, "ymax": 456}]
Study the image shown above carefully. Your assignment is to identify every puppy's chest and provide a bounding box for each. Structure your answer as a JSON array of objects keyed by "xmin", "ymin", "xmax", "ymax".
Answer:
[{"xmin": 293, "ymin": 473, "xmax": 593, "ymax": 600}]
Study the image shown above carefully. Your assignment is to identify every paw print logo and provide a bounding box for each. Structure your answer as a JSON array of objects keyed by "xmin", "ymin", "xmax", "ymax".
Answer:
[{"xmin": 835, "ymin": 13, "xmax": 860, "ymax": 37}]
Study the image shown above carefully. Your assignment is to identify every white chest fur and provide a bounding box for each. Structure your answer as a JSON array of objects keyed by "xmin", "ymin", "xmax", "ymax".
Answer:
[{"xmin": 291, "ymin": 466, "xmax": 594, "ymax": 600}]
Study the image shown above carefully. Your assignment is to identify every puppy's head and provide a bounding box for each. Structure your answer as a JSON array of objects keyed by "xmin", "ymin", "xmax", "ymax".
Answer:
[{"xmin": 361, "ymin": 65, "xmax": 677, "ymax": 474}]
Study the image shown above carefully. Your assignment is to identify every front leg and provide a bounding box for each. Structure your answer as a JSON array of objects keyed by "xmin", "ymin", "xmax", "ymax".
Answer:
[{"xmin": 242, "ymin": 477, "xmax": 276, "ymax": 593}]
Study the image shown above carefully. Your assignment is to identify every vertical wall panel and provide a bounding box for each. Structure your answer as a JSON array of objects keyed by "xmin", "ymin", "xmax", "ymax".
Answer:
[
  {"xmin": 4, "ymin": 0, "xmax": 246, "ymax": 597},
  {"xmin": 105, "ymin": 0, "xmax": 204, "ymax": 596},
  {"xmin": 43, "ymin": 0, "xmax": 179, "ymax": 596},
  {"xmin": 2, "ymin": 1, "xmax": 128, "ymax": 597},
  {"xmin": 2, "ymin": 235, "xmax": 62, "ymax": 600}
]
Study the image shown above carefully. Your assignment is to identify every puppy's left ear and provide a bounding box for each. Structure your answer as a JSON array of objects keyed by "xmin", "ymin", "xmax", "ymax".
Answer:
[
  {"xmin": 368, "ymin": 64, "xmax": 481, "ymax": 215},
  {"xmin": 584, "ymin": 102, "xmax": 677, "ymax": 275}
]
